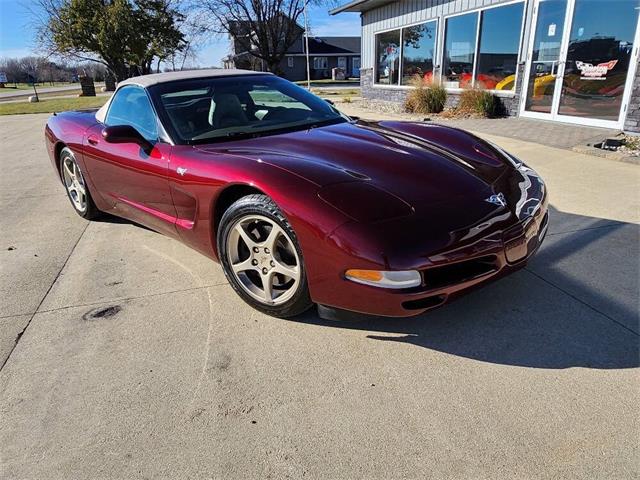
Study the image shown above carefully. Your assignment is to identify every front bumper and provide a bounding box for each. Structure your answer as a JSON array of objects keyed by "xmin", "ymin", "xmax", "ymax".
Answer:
[{"xmin": 314, "ymin": 186, "xmax": 549, "ymax": 318}]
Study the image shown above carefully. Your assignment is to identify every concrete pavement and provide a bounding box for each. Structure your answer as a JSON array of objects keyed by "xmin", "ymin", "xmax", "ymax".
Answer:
[
  {"xmin": 0, "ymin": 113, "xmax": 638, "ymax": 479},
  {"xmin": 339, "ymin": 101, "xmax": 616, "ymax": 150}
]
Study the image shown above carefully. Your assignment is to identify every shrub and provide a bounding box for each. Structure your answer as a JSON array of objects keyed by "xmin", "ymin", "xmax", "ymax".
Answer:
[
  {"xmin": 623, "ymin": 134, "xmax": 640, "ymax": 151},
  {"xmin": 457, "ymin": 88, "xmax": 499, "ymax": 117},
  {"xmin": 404, "ymin": 75, "xmax": 447, "ymax": 114}
]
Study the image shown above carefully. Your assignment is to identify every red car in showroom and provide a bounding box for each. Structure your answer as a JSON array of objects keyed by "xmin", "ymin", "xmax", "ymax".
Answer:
[{"xmin": 45, "ymin": 69, "xmax": 548, "ymax": 318}]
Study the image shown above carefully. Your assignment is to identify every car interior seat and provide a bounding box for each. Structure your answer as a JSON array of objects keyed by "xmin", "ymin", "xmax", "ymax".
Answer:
[{"xmin": 209, "ymin": 93, "xmax": 249, "ymax": 129}]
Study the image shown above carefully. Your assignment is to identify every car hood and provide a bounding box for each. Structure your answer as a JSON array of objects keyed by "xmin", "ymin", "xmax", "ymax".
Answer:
[{"xmin": 194, "ymin": 120, "xmax": 512, "ymax": 218}]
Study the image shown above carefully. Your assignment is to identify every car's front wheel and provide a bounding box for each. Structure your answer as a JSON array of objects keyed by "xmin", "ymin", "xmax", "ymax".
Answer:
[
  {"xmin": 218, "ymin": 194, "xmax": 313, "ymax": 317},
  {"xmin": 59, "ymin": 147, "xmax": 99, "ymax": 220}
]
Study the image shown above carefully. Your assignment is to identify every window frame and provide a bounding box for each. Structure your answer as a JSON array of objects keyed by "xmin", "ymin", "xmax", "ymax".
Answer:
[
  {"xmin": 441, "ymin": 11, "xmax": 480, "ymax": 89},
  {"xmin": 374, "ymin": 27, "xmax": 402, "ymax": 85},
  {"xmin": 371, "ymin": 0, "xmax": 526, "ymax": 95},
  {"xmin": 442, "ymin": 0, "xmax": 526, "ymax": 93},
  {"xmin": 313, "ymin": 56, "xmax": 329, "ymax": 70},
  {"xmin": 374, "ymin": 20, "xmax": 439, "ymax": 87},
  {"xmin": 400, "ymin": 19, "xmax": 439, "ymax": 86}
]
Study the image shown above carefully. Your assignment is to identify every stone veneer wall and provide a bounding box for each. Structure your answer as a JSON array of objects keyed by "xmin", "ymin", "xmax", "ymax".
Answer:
[
  {"xmin": 360, "ymin": 66, "xmax": 525, "ymax": 117},
  {"xmin": 623, "ymin": 65, "xmax": 640, "ymax": 133}
]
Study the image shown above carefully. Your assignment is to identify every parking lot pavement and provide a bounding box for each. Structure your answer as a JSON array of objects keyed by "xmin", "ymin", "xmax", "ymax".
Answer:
[{"xmin": 1, "ymin": 114, "xmax": 639, "ymax": 479}]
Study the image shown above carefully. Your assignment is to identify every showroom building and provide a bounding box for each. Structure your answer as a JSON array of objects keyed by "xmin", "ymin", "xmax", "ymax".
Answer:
[{"xmin": 331, "ymin": 0, "xmax": 640, "ymax": 132}]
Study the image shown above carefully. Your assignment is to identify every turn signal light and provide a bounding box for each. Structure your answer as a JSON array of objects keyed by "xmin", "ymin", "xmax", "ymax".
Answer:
[{"xmin": 345, "ymin": 269, "xmax": 422, "ymax": 289}]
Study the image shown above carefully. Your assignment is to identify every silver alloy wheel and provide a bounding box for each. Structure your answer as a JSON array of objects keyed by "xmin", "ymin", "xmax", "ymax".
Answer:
[
  {"xmin": 226, "ymin": 214, "xmax": 301, "ymax": 306},
  {"xmin": 62, "ymin": 154, "xmax": 87, "ymax": 213}
]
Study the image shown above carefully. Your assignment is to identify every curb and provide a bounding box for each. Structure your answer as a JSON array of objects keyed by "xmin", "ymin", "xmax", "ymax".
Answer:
[{"xmin": 571, "ymin": 145, "xmax": 640, "ymax": 165}]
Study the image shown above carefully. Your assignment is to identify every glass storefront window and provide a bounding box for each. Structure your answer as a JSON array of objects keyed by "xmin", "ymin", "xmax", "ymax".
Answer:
[
  {"xmin": 372, "ymin": 2, "xmax": 526, "ymax": 92},
  {"xmin": 375, "ymin": 30, "xmax": 401, "ymax": 84},
  {"xmin": 524, "ymin": 0, "xmax": 567, "ymax": 113},
  {"xmin": 443, "ymin": 13, "xmax": 478, "ymax": 88},
  {"xmin": 476, "ymin": 2, "xmax": 525, "ymax": 91},
  {"xmin": 558, "ymin": 0, "xmax": 640, "ymax": 121},
  {"xmin": 401, "ymin": 21, "xmax": 437, "ymax": 85}
]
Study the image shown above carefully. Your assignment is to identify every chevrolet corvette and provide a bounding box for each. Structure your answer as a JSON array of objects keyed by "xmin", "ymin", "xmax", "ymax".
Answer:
[{"xmin": 45, "ymin": 69, "xmax": 548, "ymax": 318}]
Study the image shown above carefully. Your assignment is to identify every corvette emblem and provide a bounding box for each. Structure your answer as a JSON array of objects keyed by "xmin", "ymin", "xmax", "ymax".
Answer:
[
  {"xmin": 176, "ymin": 167, "xmax": 188, "ymax": 176},
  {"xmin": 485, "ymin": 192, "xmax": 507, "ymax": 207}
]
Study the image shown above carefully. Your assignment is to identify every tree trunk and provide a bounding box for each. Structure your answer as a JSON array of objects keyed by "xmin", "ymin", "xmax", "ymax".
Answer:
[
  {"xmin": 109, "ymin": 63, "xmax": 129, "ymax": 83},
  {"xmin": 267, "ymin": 58, "xmax": 283, "ymax": 76}
]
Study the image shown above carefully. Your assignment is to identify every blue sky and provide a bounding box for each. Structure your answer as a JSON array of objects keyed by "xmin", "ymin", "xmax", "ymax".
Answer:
[{"xmin": 0, "ymin": 0, "xmax": 360, "ymax": 66}]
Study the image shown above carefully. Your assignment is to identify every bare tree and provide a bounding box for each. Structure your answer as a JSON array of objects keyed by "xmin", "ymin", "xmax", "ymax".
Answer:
[
  {"xmin": 164, "ymin": 6, "xmax": 210, "ymax": 70},
  {"xmin": 197, "ymin": 0, "xmax": 330, "ymax": 74},
  {"xmin": 0, "ymin": 58, "xmax": 24, "ymax": 84},
  {"xmin": 18, "ymin": 56, "xmax": 48, "ymax": 83}
]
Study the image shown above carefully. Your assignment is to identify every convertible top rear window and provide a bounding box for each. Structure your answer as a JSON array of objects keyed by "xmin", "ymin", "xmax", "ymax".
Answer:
[{"xmin": 149, "ymin": 75, "xmax": 347, "ymax": 144}]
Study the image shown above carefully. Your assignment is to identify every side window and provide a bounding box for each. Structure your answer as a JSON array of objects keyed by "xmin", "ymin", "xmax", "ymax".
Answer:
[{"xmin": 105, "ymin": 85, "xmax": 158, "ymax": 140}]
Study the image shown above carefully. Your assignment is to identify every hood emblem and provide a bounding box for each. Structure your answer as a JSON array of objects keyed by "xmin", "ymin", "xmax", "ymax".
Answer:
[
  {"xmin": 176, "ymin": 167, "xmax": 188, "ymax": 176},
  {"xmin": 485, "ymin": 192, "xmax": 507, "ymax": 207}
]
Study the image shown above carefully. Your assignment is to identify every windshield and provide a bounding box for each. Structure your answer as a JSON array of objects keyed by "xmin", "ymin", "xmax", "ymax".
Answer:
[{"xmin": 149, "ymin": 74, "xmax": 348, "ymax": 144}]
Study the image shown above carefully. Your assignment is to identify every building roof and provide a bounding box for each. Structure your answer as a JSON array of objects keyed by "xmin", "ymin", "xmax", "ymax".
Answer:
[
  {"xmin": 309, "ymin": 37, "xmax": 361, "ymax": 54},
  {"xmin": 330, "ymin": 0, "xmax": 395, "ymax": 14},
  {"xmin": 119, "ymin": 68, "xmax": 269, "ymax": 88}
]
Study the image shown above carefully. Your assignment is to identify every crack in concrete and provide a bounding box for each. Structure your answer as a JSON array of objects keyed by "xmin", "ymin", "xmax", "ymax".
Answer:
[
  {"xmin": 25, "ymin": 282, "xmax": 230, "ymax": 317},
  {"xmin": 524, "ymin": 267, "xmax": 639, "ymax": 337},
  {"xmin": 1, "ymin": 222, "xmax": 90, "ymax": 371}
]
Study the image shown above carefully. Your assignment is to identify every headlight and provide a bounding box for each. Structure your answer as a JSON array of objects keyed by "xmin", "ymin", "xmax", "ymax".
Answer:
[{"xmin": 345, "ymin": 269, "xmax": 422, "ymax": 289}]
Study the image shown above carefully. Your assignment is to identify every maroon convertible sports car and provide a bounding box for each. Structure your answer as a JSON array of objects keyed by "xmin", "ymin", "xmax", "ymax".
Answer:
[{"xmin": 45, "ymin": 69, "xmax": 548, "ymax": 318}]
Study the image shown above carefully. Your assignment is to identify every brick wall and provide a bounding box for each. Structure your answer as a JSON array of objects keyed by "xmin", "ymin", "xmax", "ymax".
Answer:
[
  {"xmin": 360, "ymin": 66, "xmax": 524, "ymax": 116},
  {"xmin": 623, "ymin": 65, "xmax": 640, "ymax": 133}
]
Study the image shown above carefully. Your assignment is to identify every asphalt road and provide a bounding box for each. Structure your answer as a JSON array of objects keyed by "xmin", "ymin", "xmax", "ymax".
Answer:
[
  {"xmin": 0, "ymin": 84, "xmax": 105, "ymax": 100},
  {"xmin": 1, "ymin": 113, "xmax": 639, "ymax": 479}
]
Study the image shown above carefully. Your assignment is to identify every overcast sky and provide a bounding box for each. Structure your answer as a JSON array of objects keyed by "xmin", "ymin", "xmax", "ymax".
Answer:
[{"xmin": 0, "ymin": 0, "xmax": 360, "ymax": 66}]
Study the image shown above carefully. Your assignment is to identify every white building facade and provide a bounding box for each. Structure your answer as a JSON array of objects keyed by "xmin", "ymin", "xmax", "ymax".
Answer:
[{"xmin": 332, "ymin": 0, "xmax": 640, "ymax": 132}]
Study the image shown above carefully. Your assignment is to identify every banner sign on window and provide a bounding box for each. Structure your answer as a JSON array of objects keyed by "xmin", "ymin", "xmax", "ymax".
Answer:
[{"xmin": 575, "ymin": 60, "xmax": 618, "ymax": 80}]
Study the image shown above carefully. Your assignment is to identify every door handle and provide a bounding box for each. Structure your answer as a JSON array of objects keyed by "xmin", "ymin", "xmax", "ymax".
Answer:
[{"xmin": 87, "ymin": 135, "xmax": 99, "ymax": 146}]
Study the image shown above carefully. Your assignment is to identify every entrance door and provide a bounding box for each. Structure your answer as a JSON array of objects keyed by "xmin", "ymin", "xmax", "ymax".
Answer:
[
  {"xmin": 521, "ymin": 0, "xmax": 640, "ymax": 128},
  {"xmin": 352, "ymin": 57, "xmax": 361, "ymax": 77}
]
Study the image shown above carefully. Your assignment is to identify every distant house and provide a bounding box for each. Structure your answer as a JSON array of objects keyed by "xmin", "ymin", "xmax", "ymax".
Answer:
[{"xmin": 222, "ymin": 19, "xmax": 361, "ymax": 82}]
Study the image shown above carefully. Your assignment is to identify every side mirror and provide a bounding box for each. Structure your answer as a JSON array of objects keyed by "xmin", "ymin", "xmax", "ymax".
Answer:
[{"xmin": 102, "ymin": 125, "xmax": 152, "ymax": 150}]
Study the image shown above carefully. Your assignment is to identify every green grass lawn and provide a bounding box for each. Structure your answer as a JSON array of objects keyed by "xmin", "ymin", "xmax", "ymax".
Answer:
[
  {"xmin": 0, "ymin": 96, "xmax": 109, "ymax": 115},
  {"xmin": 311, "ymin": 89, "xmax": 360, "ymax": 96},
  {"xmin": 294, "ymin": 79, "xmax": 360, "ymax": 86}
]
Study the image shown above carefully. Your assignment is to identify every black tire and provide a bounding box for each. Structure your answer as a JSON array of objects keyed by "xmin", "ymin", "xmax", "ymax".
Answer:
[
  {"xmin": 217, "ymin": 194, "xmax": 313, "ymax": 318},
  {"xmin": 59, "ymin": 147, "xmax": 100, "ymax": 220}
]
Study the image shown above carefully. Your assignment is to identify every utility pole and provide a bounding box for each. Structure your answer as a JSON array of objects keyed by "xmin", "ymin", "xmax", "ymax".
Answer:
[{"xmin": 303, "ymin": 0, "xmax": 311, "ymax": 90}]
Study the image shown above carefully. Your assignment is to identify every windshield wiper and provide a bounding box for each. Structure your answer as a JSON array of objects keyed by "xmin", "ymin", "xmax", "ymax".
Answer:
[{"xmin": 225, "ymin": 130, "xmax": 260, "ymax": 139}]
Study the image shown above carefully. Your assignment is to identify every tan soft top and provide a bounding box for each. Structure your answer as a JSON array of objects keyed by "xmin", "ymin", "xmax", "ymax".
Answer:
[{"xmin": 95, "ymin": 69, "xmax": 271, "ymax": 122}]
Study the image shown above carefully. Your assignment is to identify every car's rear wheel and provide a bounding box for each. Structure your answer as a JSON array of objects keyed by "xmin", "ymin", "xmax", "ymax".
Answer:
[
  {"xmin": 218, "ymin": 194, "xmax": 313, "ymax": 317},
  {"xmin": 60, "ymin": 147, "xmax": 99, "ymax": 219}
]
